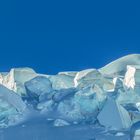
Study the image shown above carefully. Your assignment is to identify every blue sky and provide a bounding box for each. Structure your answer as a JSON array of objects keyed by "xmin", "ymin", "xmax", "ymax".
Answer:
[{"xmin": 0, "ymin": 0, "xmax": 140, "ymax": 74}]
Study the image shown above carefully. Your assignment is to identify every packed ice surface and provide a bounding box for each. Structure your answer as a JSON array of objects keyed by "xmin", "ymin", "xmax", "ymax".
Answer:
[
  {"xmin": 1, "ymin": 54, "xmax": 140, "ymax": 140},
  {"xmin": 97, "ymin": 98, "xmax": 132, "ymax": 130}
]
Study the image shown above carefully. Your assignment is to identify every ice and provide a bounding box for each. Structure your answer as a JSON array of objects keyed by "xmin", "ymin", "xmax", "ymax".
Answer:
[
  {"xmin": 0, "ymin": 68, "xmax": 37, "ymax": 96},
  {"xmin": 115, "ymin": 132, "xmax": 125, "ymax": 136},
  {"xmin": 97, "ymin": 98, "xmax": 132, "ymax": 130},
  {"xmin": 74, "ymin": 69, "xmax": 102, "ymax": 88},
  {"xmin": 113, "ymin": 77, "xmax": 123, "ymax": 90},
  {"xmin": 52, "ymin": 88, "xmax": 77, "ymax": 102},
  {"xmin": 1, "ymin": 54, "xmax": 140, "ymax": 139},
  {"xmin": 0, "ymin": 85, "xmax": 26, "ymax": 127},
  {"xmin": 74, "ymin": 86, "xmax": 104, "ymax": 119},
  {"xmin": 102, "ymin": 80, "xmax": 115, "ymax": 92},
  {"xmin": 130, "ymin": 121, "xmax": 140, "ymax": 140},
  {"xmin": 124, "ymin": 65, "xmax": 140, "ymax": 94},
  {"xmin": 56, "ymin": 86, "xmax": 105, "ymax": 123},
  {"xmin": 99, "ymin": 54, "xmax": 140, "ymax": 76},
  {"xmin": 37, "ymin": 100, "xmax": 56, "ymax": 115},
  {"xmin": 25, "ymin": 76, "xmax": 52, "ymax": 101},
  {"xmin": 115, "ymin": 66, "xmax": 140, "ymax": 104},
  {"xmin": 136, "ymin": 102, "xmax": 140, "ymax": 111},
  {"xmin": 116, "ymin": 89, "xmax": 140, "ymax": 104},
  {"xmin": 0, "ymin": 85, "xmax": 26, "ymax": 112},
  {"xmin": 53, "ymin": 119, "xmax": 70, "ymax": 127},
  {"xmin": 93, "ymin": 84, "xmax": 106, "ymax": 105},
  {"xmin": 124, "ymin": 65, "xmax": 136, "ymax": 89},
  {"xmin": 49, "ymin": 75, "xmax": 75, "ymax": 90},
  {"xmin": 57, "ymin": 98, "xmax": 84, "ymax": 123},
  {"xmin": 58, "ymin": 71, "xmax": 77, "ymax": 77}
]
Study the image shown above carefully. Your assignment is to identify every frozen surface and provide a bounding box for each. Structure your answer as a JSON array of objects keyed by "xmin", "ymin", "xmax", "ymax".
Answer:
[
  {"xmin": 0, "ymin": 54, "xmax": 140, "ymax": 139},
  {"xmin": 98, "ymin": 98, "xmax": 131, "ymax": 130},
  {"xmin": 0, "ymin": 117, "xmax": 130, "ymax": 140}
]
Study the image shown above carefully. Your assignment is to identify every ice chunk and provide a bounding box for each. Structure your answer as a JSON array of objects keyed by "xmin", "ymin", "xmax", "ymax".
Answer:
[
  {"xmin": 136, "ymin": 102, "xmax": 140, "ymax": 111},
  {"xmin": 1, "ymin": 68, "xmax": 37, "ymax": 95},
  {"xmin": 123, "ymin": 103, "xmax": 139, "ymax": 112},
  {"xmin": 103, "ymin": 81, "xmax": 115, "ymax": 92},
  {"xmin": 74, "ymin": 69, "xmax": 96, "ymax": 86},
  {"xmin": 25, "ymin": 76, "xmax": 52, "ymax": 101},
  {"xmin": 97, "ymin": 98, "xmax": 132, "ymax": 130},
  {"xmin": 0, "ymin": 85, "xmax": 26, "ymax": 127},
  {"xmin": 99, "ymin": 54, "xmax": 140, "ymax": 76},
  {"xmin": 74, "ymin": 69, "xmax": 102, "ymax": 88},
  {"xmin": 57, "ymin": 99, "xmax": 84, "ymax": 123},
  {"xmin": 0, "ymin": 69, "xmax": 17, "ymax": 92},
  {"xmin": 37, "ymin": 100, "xmax": 56, "ymax": 115},
  {"xmin": 116, "ymin": 89, "xmax": 140, "ymax": 104},
  {"xmin": 53, "ymin": 119, "xmax": 70, "ymax": 127},
  {"xmin": 38, "ymin": 86, "xmax": 105, "ymax": 124},
  {"xmin": 0, "ymin": 85, "xmax": 26, "ymax": 112},
  {"xmin": 111, "ymin": 77, "xmax": 138, "ymax": 104},
  {"xmin": 130, "ymin": 121, "xmax": 140, "ymax": 140},
  {"xmin": 124, "ymin": 65, "xmax": 136, "ymax": 89},
  {"xmin": 74, "ymin": 86, "xmax": 104, "ymax": 122},
  {"xmin": 49, "ymin": 75, "xmax": 75, "ymax": 90},
  {"xmin": 133, "ymin": 130, "xmax": 140, "ymax": 140},
  {"xmin": 124, "ymin": 65, "xmax": 140, "ymax": 96},
  {"xmin": 93, "ymin": 84, "xmax": 106, "ymax": 105},
  {"xmin": 58, "ymin": 71, "xmax": 77, "ymax": 77},
  {"xmin": 56, "ymin": 85, "xmax": 105, "ymax": 124},
  {"xmin": 124, "ymin": 66, "xmax": 136, "ymax": 89},
  {"xmin": 113, "ymin": 77, "xmax": 123, "ymax": 90},
  {"xmin": 106, "ymin": 78, "xmax": 124, "ymax": 100},
  {"xmin": 52, "ymin": 88, "xmax": 77, "ymax": 102},
  {"xmin": 115, "ymin": 132, "xmax": 125, "ymax": 136}
]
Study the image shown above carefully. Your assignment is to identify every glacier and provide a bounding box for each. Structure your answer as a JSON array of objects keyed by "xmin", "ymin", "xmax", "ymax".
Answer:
[{"xmin": 1, "ymin": 54, "xmax": 140, "ymax": 140}]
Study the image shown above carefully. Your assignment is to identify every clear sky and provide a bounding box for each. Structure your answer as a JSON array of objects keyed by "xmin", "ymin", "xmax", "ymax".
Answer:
[{"xmin": 0, "ymin": 0, "xmax": 140, "ymax": 74}]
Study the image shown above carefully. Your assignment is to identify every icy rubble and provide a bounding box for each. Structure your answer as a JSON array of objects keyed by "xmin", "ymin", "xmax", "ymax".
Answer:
[
  {"xmin": 0, "ymin": 54, "xmax": 140, "ymax": 133},
  {"xmin": 0, "ymin": 85, "xmax": 26, "ymax": 127},
  {"xmin": 0, "ymin": 68, "xmax": 37, "ymax": 96}
]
